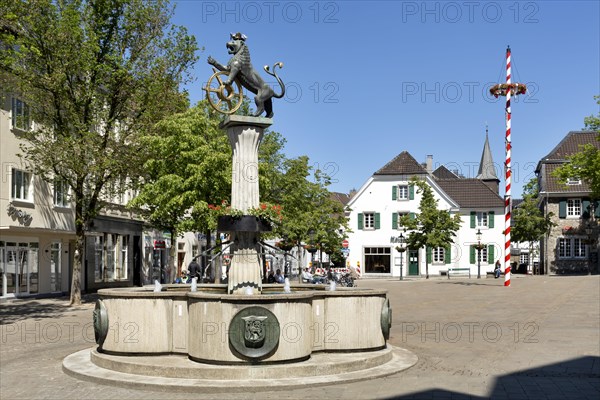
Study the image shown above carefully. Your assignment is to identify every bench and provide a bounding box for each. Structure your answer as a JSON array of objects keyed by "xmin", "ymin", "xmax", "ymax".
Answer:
[{"xmin": 447, "ymin": 268, "xmax": 471, "ymax": 279}]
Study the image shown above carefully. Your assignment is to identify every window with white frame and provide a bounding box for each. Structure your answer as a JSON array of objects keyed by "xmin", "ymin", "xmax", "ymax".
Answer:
[
  {"xmin": 397, "ymin": 185, "xmax": 409, "ymax": 200},
  {"xmin": 566, "ymin": 177, "xmax": 581, "ymax": 185},
  {"xmin": 476, "ymin": 212, "xmax": 488, "ymax": 227},
  {"xmin": 364, "ymin": 212, "xmax": 375, "ymax": 229},
  {"xmin": 11, "ymin": 97, "xmax": 31, "ymax": 131},
  {"xmin": 94, "ymin": 233, "xmax": 129, "ymax": 282},
  {"xmin": 519, "ymin": 253, "xmax": 529, "ymax": 265},
  {"xmin": 478, "ymin": 247, "xmax": 488, "ymax": 263},
  {"xmin": 433, "ymin": 247, "xmax": 445, "ymax": 263},
  {"xmin": 573, "ymin": 238, "xmax": 586, "ymax": 258},
  {"xmin": 567, "ymin": 199, "xmax": 582, "ymax": 217},
  {"xmin": 11, "ymin": 169, "xmax": 33, "ymax": 201},
  {"xmin": 558, "ymin": 237, "xmax": 586, "ymax": 259},
  {"xmin": 396, "ymin": 212, "xmax": 408, "ymax": 229},
  {"xmin": 53, "ymin": 178, "xmax": 69, "ymax": 207}
]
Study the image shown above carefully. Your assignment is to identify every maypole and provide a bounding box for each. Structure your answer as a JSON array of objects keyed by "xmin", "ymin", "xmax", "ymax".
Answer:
[{"xmin": 490, "ymin": 46, "xmax": 526, "ymax": 287}]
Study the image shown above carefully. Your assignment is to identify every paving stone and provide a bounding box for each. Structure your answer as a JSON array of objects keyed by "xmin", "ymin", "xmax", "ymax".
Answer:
[{"xmin": 1, "ymin": 275, "xmax": 599, "ymax": 399}]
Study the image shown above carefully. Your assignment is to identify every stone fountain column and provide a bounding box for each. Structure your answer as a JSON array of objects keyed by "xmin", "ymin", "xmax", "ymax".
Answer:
[{"xmin": 220, "ymin": 115, "xmax": 272, "ymax": 294}]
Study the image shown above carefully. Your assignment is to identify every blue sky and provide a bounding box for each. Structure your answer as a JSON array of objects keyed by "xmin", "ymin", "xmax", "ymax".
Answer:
[{"xmin": 172, "ymin": 0, "xmax": 600, "ymax": 198}]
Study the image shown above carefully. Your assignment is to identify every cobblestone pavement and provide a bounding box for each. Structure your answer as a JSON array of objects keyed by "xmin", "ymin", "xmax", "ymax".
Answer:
[{"xmin": 1, "ymin": 275, "xmax": 599, "ymax": 399}]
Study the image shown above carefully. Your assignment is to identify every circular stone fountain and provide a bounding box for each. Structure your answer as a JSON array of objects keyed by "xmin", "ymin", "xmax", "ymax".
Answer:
[
  {"xmin": 63, "ymin": 116, "xmax": 417, "ymax": 391},
  {"xmin": 63, "ymin": 283, "xmax": 417, "ymax": 391}
]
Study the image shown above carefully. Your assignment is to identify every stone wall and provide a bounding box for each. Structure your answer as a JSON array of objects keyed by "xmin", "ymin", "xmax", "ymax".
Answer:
[{"xmin": 545, "ymin": 200, "xmax": 593, "ymax": 274}]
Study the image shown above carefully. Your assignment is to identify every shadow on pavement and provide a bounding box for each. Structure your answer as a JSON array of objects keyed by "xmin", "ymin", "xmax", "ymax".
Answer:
[
  {"xmin": 435, "ymin": 280, "xmax": 500, "ymax": 286},
  {"xmin": 382, "ymin": 356, "xmax": 600, "ymax": 399},
  {"xmin": 0, "ymin": 294, "xmax": 98, "ymax": 325}
]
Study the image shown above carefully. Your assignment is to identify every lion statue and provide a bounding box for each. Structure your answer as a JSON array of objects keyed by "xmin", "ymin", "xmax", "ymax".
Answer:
[{"xmin": 208, "ymin": 33, "xmax": 285, "ymax": 118}]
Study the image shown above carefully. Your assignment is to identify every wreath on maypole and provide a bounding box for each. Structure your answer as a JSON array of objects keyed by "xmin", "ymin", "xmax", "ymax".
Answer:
[{"xmin": 489, "ymin": 83, "xmax": 527, "ymax": 98}]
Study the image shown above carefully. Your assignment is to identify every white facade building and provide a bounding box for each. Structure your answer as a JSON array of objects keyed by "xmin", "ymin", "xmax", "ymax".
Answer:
[{"xmin": 346, "ymin": 136, "xmax": 505, "ymax": 278}]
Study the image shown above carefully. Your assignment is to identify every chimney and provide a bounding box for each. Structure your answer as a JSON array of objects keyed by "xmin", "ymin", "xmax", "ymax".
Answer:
[{"xmin": 426, "ymin": 155, "xmax": 433, "ymax": 173}]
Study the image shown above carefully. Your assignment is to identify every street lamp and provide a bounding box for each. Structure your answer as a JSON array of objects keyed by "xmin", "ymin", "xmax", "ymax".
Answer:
[
  {"xmin": 474, "ymin": 228, "xmax": 486, "ymax": 279},
  {"xmin": 396, "ymin": 231, "xmax": 406, "ymax": 281}
]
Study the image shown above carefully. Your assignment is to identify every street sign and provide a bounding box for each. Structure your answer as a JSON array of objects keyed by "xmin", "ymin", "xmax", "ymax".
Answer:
[
  {"xmin": 342, "ymin": 240, "xmax": 349, "ymax": 248},
  {"xmin": 341, "ymin": 248, "xmax": 350, "ymax": 257}
]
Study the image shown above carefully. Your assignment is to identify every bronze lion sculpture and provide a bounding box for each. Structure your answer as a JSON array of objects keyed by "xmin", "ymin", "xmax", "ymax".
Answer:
[{"xmin": 208, "ymin": 33, "xmax": 285, "ymax": 118}]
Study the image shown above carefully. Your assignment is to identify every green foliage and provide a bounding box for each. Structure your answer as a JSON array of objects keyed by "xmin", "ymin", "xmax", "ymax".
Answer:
[
  {"xmin": 0, "ymin": 0, "xmax": 198, "ymax": 303},
  {"xmin": 399, "ymin": 177, "xmax": 461, "ymax": 277},
  {"xmin": 583, "ymin": 95, "xmax": 600, "ymax": 131},
  {"xmin": 553, "ymin": 96, "xmax": 600, "ymax": 199},
  {"xmin": 512, "ymin": 178, "xmax": 555, "ymax": 244},
  {"xmin": 129, "ymin": 102, "xmax": 230, "ymax": 236}
]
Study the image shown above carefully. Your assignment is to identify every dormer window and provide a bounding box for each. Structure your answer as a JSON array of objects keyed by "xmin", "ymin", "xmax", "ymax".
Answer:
[{"xmin": 566, "ymin": 177, "xmax": 581, "ymax": 185}]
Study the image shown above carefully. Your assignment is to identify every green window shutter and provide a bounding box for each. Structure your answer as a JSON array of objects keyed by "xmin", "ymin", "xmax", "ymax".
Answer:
[
  {"xmin": 488, "ymin": 244, "xmax": 494, "ymax": 264},
  {"xmin": 444, "ymin": 245, "xmax": 451, "ymax": 264},
  {"xmin": 392, "ymin": 185, "xmax": 397, "ymax": 200},
  {"xmin": 426, "ymin": 247, "xmax": 432, "ymax": 264},
  {"xmin": 358, "ymin": 213, "xmax": 364, "ymax": 230},
  {"xmin": 558, "ymin": 200, "xmax": 566, "ymax": 218},
  {"xmin": 470, "ymin": 245, "xmax": 475, "ymax": 264},
  {"xmin": 409, "ymin": 184, "xmax": 414, "ymax": 200},
  {"xmin": 583, "ymin": 200, "xmax": 591, "ymax": 218},
  {"xmin": 374, "ymin": 213, "xmax": 381, "ymax": 229},
  {"xmin": 470, "ymin": 211, "xmax": 476, "ymax": 228},
  {"xmin": 409, "ymin": 212, "xmax": 416, "ymax": 220},
  {"xmin": 488, "ymin": 211, "xmax": 495, "ymax": 228},
  {"xmin": 392, "ymin": 213, "xmax": 398, "ymax": 230}
]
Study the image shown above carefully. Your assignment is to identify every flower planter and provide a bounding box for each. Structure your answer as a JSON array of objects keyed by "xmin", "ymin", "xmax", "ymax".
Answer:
[{"xmin": 217, "ymin": 215, "xmax": 272, "ymax": 232}]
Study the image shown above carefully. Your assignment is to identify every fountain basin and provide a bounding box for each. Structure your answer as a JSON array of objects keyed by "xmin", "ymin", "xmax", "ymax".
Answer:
[{"xmin": 96, "ymin": 285, "xmax": 389, "ymax": 364}]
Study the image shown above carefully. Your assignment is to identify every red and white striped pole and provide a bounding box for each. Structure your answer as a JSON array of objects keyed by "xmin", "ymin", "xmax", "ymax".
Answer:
[{"xmin": 504, "ymin": 46, "xmax": 512, "ymax": 287}]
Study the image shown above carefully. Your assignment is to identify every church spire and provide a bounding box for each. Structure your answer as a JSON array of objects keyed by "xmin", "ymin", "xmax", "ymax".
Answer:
[{"xmin": 476, "ymin": 125, "xmax": 499, "ymax": 181}]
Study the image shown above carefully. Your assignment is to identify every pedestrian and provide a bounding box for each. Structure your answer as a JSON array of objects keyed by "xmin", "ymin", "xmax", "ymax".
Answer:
[
  {"xmin": 494, "ymin": 259, "xmax": 501, "ymax": 279},
  {"xmin": 188, "ymin": 258, "xmax": 201, "ymax": 281},
  {"xmin": 274, "ymin": 269, "xmax": 285, "ymax": 283},
  {"xmin": 267, "ymin": 270, "xmax": 276, "ymax": 283}
]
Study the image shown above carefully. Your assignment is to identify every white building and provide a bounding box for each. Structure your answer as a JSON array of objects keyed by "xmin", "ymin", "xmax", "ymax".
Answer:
[
  {"xmin": 346, "ymin": 135, "xmax": 505, "ymax": 278},
  {"xmin": 0, "ymin": 94, "xmax": 206, "ymax": 298}
]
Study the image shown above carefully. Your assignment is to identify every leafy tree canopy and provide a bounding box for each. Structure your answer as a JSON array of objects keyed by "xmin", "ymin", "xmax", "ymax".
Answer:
[{"xmin": 0, "ymin": 0, "xmax": 198, "ymax": 303}]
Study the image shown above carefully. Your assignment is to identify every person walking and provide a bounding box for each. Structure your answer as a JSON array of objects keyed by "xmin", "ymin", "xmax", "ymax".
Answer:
[{"xmin": 188, "ymin": 258, "xmax": 201, "ymax": 281}]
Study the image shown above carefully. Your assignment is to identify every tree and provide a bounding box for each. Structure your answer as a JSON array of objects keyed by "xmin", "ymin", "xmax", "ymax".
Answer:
[
  {"xmin": 512, "ymin": 178, "xmax": 555, "ymax": 272},
  {"xmin": 583, "ymin": 95, "xmax": 600, "ymax": 131},
  {"xmin": 128, "ymin": 102, "xmax": 230, "ymax": 283},
  {"xmin": 0, "ymin": 0, "xmax": 198, "ymax": 304},
  {"xmin": 399, "ymin": 178, "xmax": 461, "ymax": 279},
  {"xmin": 554, "ymin": 96, "xmax": 600, "ymax": 199}
]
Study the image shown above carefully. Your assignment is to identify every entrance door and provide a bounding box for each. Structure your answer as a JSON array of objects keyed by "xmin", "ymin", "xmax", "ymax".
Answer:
[
  {"xmin": 408, "ymin": 250, "xmax": 419, "ymax": 275},
  {"xmin": 5, "ymin": 242, "xmax": 33, "ymax": 295}
]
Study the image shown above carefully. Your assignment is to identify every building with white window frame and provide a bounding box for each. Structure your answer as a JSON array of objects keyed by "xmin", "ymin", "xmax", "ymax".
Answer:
[
  {"xmin": 346, "ymin": 134, "xmax": 505, "ymax": 278},
  {"xmin": 0, "ymin": 94, "xmax": 150, "ymax": 298},
  {"xmin": 536, "ymin": 131, "xmax": 600, "ymax": 275}
]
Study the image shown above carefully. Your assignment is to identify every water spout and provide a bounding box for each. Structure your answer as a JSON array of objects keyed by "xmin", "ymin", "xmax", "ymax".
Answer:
[
  {"xmin": 328, "ymin": 280, "xmax": 336, "ymax": 291},
  {"xmin": 190, "ymin": 277, "xmax": 198, "ymax": 292},
  {"xmin": 283, "ymin": 278, "xmax": 291, "ymax": 293},
  {"xmin": 153, "ymin": 280, "xmax": 162, "ymax": 292},
  {"xmin": 245, "ymin": 286, "xmax": 254, "ymax": 295}
]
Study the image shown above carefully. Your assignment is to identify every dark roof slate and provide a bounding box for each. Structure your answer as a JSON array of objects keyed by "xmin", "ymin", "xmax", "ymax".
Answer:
[
  {"xmin": 374, "ymin": 151, "xmax": 428, "ymax": 175},
  {"xmin": 540, "ymin": 131, "xmax": 599, "ymax": 161},
  {"xmin": 538, "ymin": 131, "xmax": 599, "ymax": 194},
  {"xmin": 541, "ymin": 163, "xmax": 592, "ymax": 193},
  {"xmin": 330, "ymin": 192, "xmax": 351, "ymax": 206},
  {"xmin": 436, "ymin": 179, "xmax": 504, "ymax": 208},
  {"xmin": 433, "ymin": 165, "xmax": 460, "ymax": 180}
]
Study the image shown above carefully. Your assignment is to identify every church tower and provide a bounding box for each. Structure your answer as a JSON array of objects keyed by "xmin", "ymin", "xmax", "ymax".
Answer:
[{"xmin": 476, "ymin": 127, "xmax": 500, "ymax": 193}]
